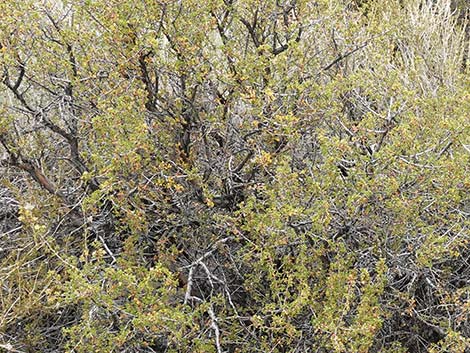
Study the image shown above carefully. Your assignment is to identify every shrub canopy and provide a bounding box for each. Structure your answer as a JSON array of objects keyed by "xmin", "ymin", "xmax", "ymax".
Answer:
[{"xmin": 0, "ymin": 0, "xmax": 469, "ymax": 352}]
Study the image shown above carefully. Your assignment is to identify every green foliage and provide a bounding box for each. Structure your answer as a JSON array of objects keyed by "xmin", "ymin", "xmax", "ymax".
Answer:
[{"xmin": 0, "ymin": 0, "xmax": 469, "ymax": 352}]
